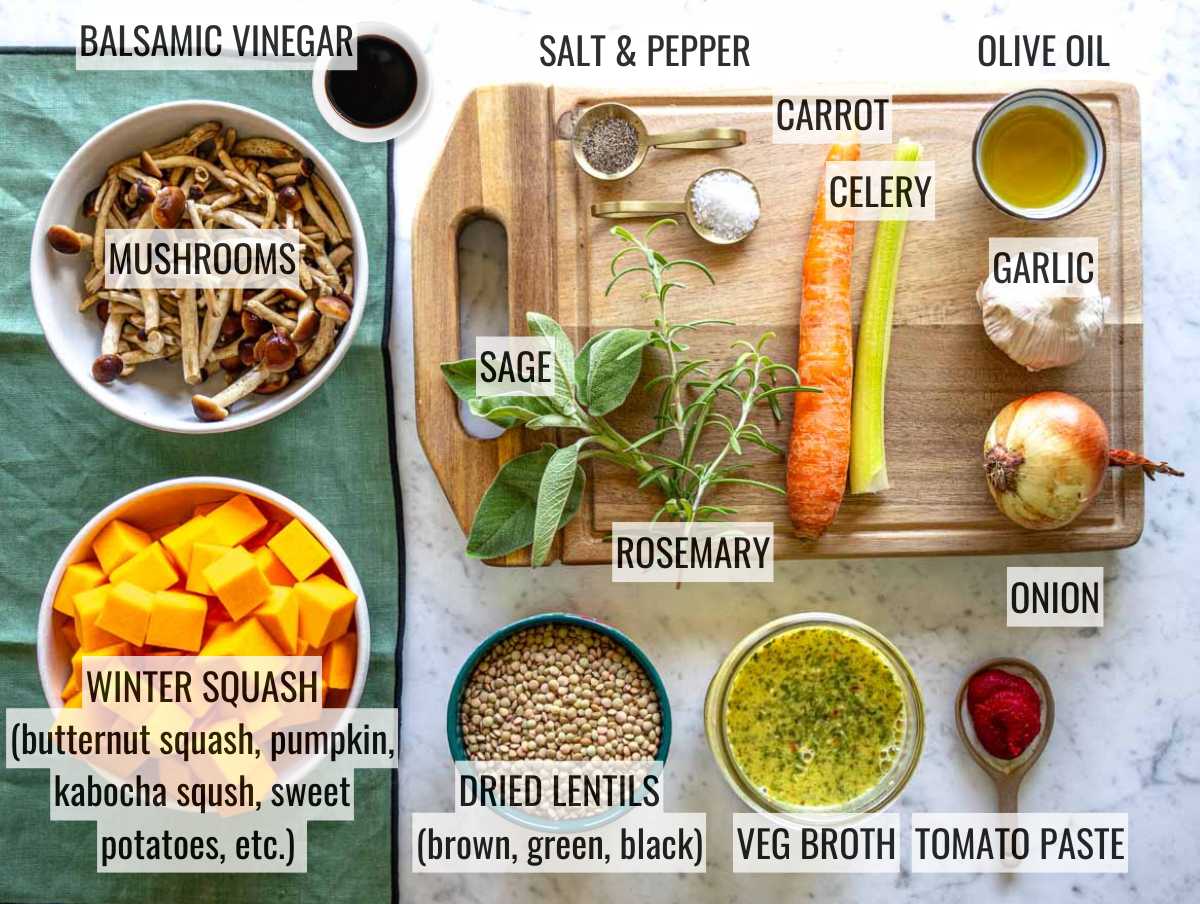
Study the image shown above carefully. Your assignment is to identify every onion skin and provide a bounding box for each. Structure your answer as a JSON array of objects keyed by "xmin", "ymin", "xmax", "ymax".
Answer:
[{"xmin": 983, "ymin": 392, "xmax": 1110, "ymax": 530}]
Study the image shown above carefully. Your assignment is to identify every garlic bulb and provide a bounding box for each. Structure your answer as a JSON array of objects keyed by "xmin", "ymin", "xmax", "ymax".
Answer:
[{"xmin": 976, "ymin": 277, "xmax": 1110, "ymax": 371}]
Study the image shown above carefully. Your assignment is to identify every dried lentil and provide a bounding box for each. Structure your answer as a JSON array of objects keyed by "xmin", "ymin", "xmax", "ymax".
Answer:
[{"xmin": 460, "ymin": 623, "xmax": 662, "ymax": 762}]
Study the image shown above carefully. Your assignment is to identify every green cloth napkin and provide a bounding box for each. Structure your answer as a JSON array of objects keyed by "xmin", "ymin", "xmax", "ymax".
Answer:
[{"xmin": 0, "ymin": 52, "xmax": 400, "ymax": 903}]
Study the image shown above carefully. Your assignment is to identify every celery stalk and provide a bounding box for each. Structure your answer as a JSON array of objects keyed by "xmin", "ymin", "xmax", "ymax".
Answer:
[{"xmin": 849, "ymin": 139, "xmax": 922, "ymax": 495}]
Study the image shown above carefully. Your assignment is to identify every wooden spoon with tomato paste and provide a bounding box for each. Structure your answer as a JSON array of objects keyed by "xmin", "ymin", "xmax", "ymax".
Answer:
[
  {"xmin": 787, "ymin": 143, "xmax": 860, "ymax": 539},
  {"xmin": 956, "ymin": 657, "xmax": 1055, "ymax": 812}
]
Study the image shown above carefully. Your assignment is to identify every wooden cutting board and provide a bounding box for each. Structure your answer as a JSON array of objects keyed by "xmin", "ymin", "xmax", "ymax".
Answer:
[{"xmin": 413, "ymin": 83, "xmax": 1142, "ymax": 565}]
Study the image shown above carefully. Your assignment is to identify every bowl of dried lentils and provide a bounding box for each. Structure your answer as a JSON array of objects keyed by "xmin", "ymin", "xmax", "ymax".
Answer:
[{"xmin": 447, "ymin": 613, "xmax": 671, "ymax": 827}]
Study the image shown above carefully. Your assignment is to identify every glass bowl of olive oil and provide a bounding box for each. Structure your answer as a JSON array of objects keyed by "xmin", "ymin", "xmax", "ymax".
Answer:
[{"xmin": 972, "ymin": 88, "xmax": 1106, "ymax": 220}]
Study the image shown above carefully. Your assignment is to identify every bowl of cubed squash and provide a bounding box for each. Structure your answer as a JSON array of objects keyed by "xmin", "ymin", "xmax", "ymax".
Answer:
[{"xmin": 37, "ymin": 477, "xmax": 368, "ymax": 712}]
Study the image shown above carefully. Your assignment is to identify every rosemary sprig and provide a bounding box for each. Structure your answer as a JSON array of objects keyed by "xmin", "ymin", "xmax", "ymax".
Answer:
[{"xmin": 440, "ymin": 220, "xmax": 819, "ymax": 562}]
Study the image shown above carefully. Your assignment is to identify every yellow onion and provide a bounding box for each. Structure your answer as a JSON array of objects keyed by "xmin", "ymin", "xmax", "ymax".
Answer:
[{"xmin": 984, "ymin": 391, "xmax": 1182, "ymax": 530}]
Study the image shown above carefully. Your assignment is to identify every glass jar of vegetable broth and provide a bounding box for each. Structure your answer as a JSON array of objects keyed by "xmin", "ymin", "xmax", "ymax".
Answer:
[{"xmin": 704, "ymin": 613, "xmax": 924, "ymax": 817}]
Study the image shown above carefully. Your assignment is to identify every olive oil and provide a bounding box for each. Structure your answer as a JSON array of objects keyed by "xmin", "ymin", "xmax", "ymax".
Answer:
[{"xmin": 981, "ymin": 105, "xmax": 1086, "ymax": 209}]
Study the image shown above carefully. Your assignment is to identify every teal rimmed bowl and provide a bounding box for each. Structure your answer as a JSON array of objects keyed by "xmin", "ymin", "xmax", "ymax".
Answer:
[{"xmin": 446, "ymin": 612, "xmax": 672, "ymax": 831}]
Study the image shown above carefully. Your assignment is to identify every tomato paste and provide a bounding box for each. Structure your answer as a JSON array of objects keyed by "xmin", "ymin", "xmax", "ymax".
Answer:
[{"xmin": 967, "ymin": 668, "xmax": 1042, "ymax": 759}]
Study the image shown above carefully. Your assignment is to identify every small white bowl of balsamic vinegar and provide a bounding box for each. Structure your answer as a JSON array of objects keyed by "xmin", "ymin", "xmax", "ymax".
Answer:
[
  {"xmin": 312, "ymin": 21, "xmax": 430, "ymax": 143},
  {"xmin": 972, "ymin": 88, "xmax": 1106, "ymax": 221}
]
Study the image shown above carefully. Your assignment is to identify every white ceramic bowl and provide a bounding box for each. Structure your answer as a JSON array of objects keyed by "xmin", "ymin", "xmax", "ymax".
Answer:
[
  {"xmin": 311, "ymin": 21, "xmax": 431, "ymax": 143},
  {"xmin": 30, "ymin": 100, "xmax": 368, "ymax": 433},
  {"xmin": 37, "ymin": 477, "xmax": 370, "ymax": 712}
]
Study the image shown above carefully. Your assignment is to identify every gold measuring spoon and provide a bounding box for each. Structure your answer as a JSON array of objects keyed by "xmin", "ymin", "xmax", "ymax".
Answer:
[
  {"xmin": 590, "ymin": 167, "xmax": 760, "ymax": 245},
  {"xmin": 573, "ymin": 102, "xmax": 746, "ymax": 181},
  {"xmin": 955, "ymin": 657, "xmax": 1055, "ymax": 813}
]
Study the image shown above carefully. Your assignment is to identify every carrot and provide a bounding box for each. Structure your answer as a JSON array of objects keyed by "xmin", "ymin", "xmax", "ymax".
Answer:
[{"xmin": 787, "ymin": 143, "xmax": 860, "ymax": 539}]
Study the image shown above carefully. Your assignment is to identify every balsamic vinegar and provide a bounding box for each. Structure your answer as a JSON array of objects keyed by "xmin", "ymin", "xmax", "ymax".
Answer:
[{"xmin": 325, "ymin": 35, "xmax": 418, "ymax": 128}]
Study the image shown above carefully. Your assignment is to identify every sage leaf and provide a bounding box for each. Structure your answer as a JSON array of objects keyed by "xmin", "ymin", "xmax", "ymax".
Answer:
[
  {"xmin": 530, "ymin": 439, "xmax": 587, "ymax": 566},
  {"xmin": 466, "ymin": 445, "xmax": 584, "ymax": 559},
  {"xmin": 468, "ymin": 394, "xmax": 557, "ymax": 429},
  {"xmin": 441, "ymin": 358, "xmax": 478, "ymax": 401},
  {"xmin": 526, "ymin": 414, "xmax": 584, "ymax": 430},
  {"xmin": 526, "ymin": 313, "xmax": 577, "ymax": 414},
  {"xmin": 574, "ymin": 328, "xmax": 650, "ymax": 416}
]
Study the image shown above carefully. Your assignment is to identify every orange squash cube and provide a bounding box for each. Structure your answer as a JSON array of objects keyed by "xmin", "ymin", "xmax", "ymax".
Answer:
[
  {"xmin": 70, "ymin": 641, "xmax": 131, "ymax": 694},
  {"xmin": 267, "ymin": 519, "xmax": 331, "ymax": 581},
  {"xmin": 205, "ymin": 494, "xmax": 268, "ymax": 547},
  {"xmin": 160, "ymin": 516, "xmax": 219, "ymax": 570},
  {"xmin": 60, "ymin": 619, "xmax": 79, "ymax": 649},
  {"xmin": 203, "ymin": 547, "xmax": 270, "ymax": 620},
  {"xmin": 96, "ymin": 582, "xmax": 154, "ymax": 646},
  {"xmin": 256, "ymin": 585, "xmax": 299, "ymax": 654},
  {"xmin": 295, "ymin": 574, "xmax": 357, "ymax": 648},
  {"xmin": 61, "ymin": 671, "xmax": 80, "ymax": 701},
  {"xmin": 53, "ymin": 561, "xmax": 107, "ymax": 616},
  {"xmin": 186, "ymin": 542, "xmax": 231, "ymax": 595},
  {"xmin": 109, "ymin": 542, "xmax": 178, "ymax": 592},
  {"xmin": 73, "ymin": 585, "xmax": 121, "ymax": 650},
  {"xmin": 199, "ymin": 621, "xmax": 238, "ymax": 656},
  {"xmin": 193, "ymin": 500, "xmax": 221, "ymax": 518},
  {"xmin": 147, "ymin": 590, "xmax": 208, "ymax": 652},
  {"xmin": 92, "ymin": 519, "xmax": 151, "ymax": 575},
  {"xmin": 201, "ymin": 618, "xmax": 283, "ymax": 658},
  {"xmin": 323, "ymin": 632, "xmax": 357, "ymax": 690},
  {"xmin": 253, "ymin": 546, "xmax": 295, "ymax": 587}
]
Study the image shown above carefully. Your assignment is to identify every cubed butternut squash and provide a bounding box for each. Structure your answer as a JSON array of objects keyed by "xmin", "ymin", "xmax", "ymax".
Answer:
[
  {"xmin": 146, "ymin": 590, "xmax": 207, "ymax": 652},
  {"xmin": 253, "ymin": 546, "xmax": 295, "ymax": 587},
  {"xmin": 323, "ymin": 632, "xmax": 356, "ymax": 690},
  {"xmin": 256, "ymin": 585, "xmax": 299, "ymax": 654},
  {"xmin": 203, "ymin": 546, "xmax": 270, "ymax": 620},
  {"xmin": 92, "ymin": 519, "xmax": 151, "ymax": 575},
  {"xmin": 96, "ymin": 582, "xmax": 154, "ymax": 646},
  {"xmin": 160, "ymin": 516, "xmax": 220, "ymax": 570},
  {"xmin": 205, "ymin": 494, "xmax": 268, "ymax": 547},
  {"xmin": 186, "ymin": 542, "xmax": 231, "ymax": 595},
  {"xmin": 267, "ymin": 519, "xmax": 331, "ymax": 581},
  {"xmin": 109, "ymin": 542, "xmax": 178, "ymax": 592},
  {"xmin": 73, "ymin": 585, "xmax": 121, "ymax": 650},
  {"xmin": 295, "ymin": 574, "xmax": 356, "ymax": 648},
  {"xmin": 53, "ymin": 561, "xmax": 107, "ymax": 616}
]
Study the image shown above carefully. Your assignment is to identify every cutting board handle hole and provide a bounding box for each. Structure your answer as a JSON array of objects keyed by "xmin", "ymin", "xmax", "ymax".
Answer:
[{"xmin": 457, "ymin": 216, "xmax": 510, "ymax": 439}]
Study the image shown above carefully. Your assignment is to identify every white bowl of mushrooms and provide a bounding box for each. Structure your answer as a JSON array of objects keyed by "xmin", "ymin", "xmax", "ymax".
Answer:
[{"xmin": 31, "ymin": 100, "xmax": 366, "ymax": 433}]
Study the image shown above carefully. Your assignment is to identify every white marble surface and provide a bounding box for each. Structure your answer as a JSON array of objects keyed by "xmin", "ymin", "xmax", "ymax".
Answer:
[{"xmin": 6, "ymin": 0, "xmax": 1198, "ymax": 901}]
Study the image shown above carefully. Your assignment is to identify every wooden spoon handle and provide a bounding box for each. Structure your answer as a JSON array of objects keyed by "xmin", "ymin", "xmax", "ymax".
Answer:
[{"xmin": 996, "ymin": 775, "xmax": 1020, "ymax": 813}]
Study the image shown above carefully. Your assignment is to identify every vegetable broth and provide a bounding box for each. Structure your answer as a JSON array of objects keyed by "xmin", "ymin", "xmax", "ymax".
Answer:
[
  {"xmin": 724, "ymin": 626, "xmax": 905, "ymax": 807},
  {"xmin": 980, "ymin": 105, "xmax": 1086, "ymax": 209}
]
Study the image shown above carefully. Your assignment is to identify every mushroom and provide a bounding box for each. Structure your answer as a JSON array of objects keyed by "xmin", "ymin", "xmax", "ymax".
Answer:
[
  {"xmin": 178, "ymin": 288, "xmax": 202, "ymax": 385},
  {"xmin": 82, "ymin": 187, "xmax": 101, "ymax": 219},
  {"xmin": 92, "ymin": 175, "xmax": 120, "ymax": 270},
  {"xmin": 139, "ymin": 150, "xmax": 163, "ymax": 179},
  {"xmin": 92, "ymin": 309, "xmax": 127, "ymax": 383},
  {"xmin": 47, "ymin": 225, "xmax": 93, "ymax": 255},
  {"xmin": 291, "ymin": 298, "xmax": 318, "ymax": 343},
  {"xmin": 276, "ymin": 185, "xmax": 303, "ymax": 212},
  {"xmin": 191, "ymin": 328, "xmax": 297, "ymax": 421},
  {"xmin": 298, "ymin": 314, "xmax": 336, "ymax": 376},
  {"xmin": 310, "ymin": 173, "xmax": 351, "ymax": 242},
  {"xmin": 315, "ymin": 293, "xmax": 352, "ymax": 324},
  {"xmin": 298, "ymin": 183, "xmax": 341, "ymax": 243},
  {"xmin": 152, "ymin": 186, "xmax": 186, "ymax": 228}
]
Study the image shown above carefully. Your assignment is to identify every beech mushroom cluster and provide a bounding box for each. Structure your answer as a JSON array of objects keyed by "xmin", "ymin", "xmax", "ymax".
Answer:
[{"xmin": 45, "ymin": 120, "xmax": 355, "ymax": 422}]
